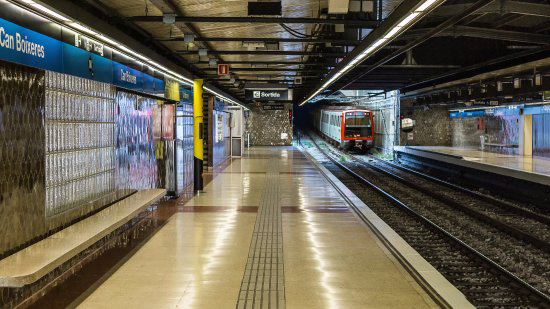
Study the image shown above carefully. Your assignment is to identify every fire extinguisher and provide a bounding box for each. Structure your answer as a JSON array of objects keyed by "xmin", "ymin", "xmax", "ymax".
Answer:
[{"xmin": 289, "ymin": 110, "xmax": 293, "ymax": 124}]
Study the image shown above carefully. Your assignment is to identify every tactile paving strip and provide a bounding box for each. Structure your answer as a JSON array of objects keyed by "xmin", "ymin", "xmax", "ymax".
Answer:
[{"xmin": 237, "ymin": 164, "xmax": 285, "ymax": 309}]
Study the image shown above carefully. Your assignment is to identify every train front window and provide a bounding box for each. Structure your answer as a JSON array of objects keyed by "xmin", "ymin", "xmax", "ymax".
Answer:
[{"xmin": 344, "ymin": 112, "xmax": 372, "ymax": 138}]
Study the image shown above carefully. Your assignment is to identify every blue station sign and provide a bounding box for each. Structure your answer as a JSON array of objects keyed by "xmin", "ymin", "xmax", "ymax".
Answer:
[{"xmin": 0, "ymin": 17, "xmax": 62, "ymax": 71}]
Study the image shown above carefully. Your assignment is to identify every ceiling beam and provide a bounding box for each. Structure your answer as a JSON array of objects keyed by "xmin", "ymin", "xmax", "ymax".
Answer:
[
  {"xmin": 330, "ymin": 0, "xmax": 495, "ymax": 95},
  {"xmin": 177, "ymin": 50, "xmax": 347, "ymax": 56},
  {"xmin": 402, "ymin": 26, "xmax": 550, "ymax": 45},
  {"xmin": 127, "ymin": 16, "xmax": 379, "ymax": 26},
  {"xmin": 195, "ymin": 61, "xmax": 460, "ymax": 69},
  {"xmin": 156, "ymin": 37, "xmax": 362, "ymax": 44},
  {"xmin": 435, "ymin": 1, "xmax": 550, "ymax": 18}
]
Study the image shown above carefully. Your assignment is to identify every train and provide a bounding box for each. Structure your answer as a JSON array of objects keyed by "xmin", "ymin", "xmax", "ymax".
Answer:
[{"xmin": 313, "ymin": 108, "xmax": 375, "ymax": 151}]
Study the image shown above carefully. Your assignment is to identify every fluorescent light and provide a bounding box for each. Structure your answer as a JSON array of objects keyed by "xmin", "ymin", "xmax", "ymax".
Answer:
[
  {"xmin": 397, "ymin": 12, "xmax": 420, "ymax": 28},
  {"xmin": 68, "ymin": 22, "xmax": 97, "ymax": 35},
  {"xmin": 25, "ymin": 1, "xmax": 71, "ymax": 22},
  {"xmin": 383, "ymin": 26, "xmax": 402, "ymax": 39},
  {"xmin": 118, "ymin": 46, "xmax": 149, "ymax": 61},
  {"xmin": 96, "ymin": 35, "xmax": 119, "ymax": 46},
  {"xmin": 371, "ymin": 38, "xmax": 387, "ymax": 49},
  {"xmin": 416, "ymin": 0, "xmax": 439, "ymax": 12}
]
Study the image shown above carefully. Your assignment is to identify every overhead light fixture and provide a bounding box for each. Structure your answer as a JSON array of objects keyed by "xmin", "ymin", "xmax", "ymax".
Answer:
[
  {"xmin": 415, "ymin": 0, "xmax": 439, "ymax": 12},
  {"xmin": 299, "ymin": 0, "xmax": 444, "ymax": 106},
  {"xmin": 198, "ymin": 49, "xmax": 208, "ymax": 56},
  {"xmin": 17, "ymin": 0, "xmax": 246, "ymax": 107},
  {"xmin": 396, "ymin": 12, "xmax": 420, "ymax": 28},
  {"xmin": 68, "ymin": 22, "xmax": 98, "ymax": 36},
  {"xmin": 534, "ymin": 73, "xmax": 542, "ymax": 86},
  {"xmin": 96, "ymin": 35, "xmax": 119, "ymax": 47},
  {"xmin": 22, "ymin": 0, "xmax": 71, "ymax": 22},
  {"xmin": 183, "ymin": 34, "xmax": 195, "ymax": 43}
]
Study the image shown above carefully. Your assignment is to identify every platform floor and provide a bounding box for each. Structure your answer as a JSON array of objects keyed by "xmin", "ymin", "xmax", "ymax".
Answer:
[
  {"xmin": 402, "ymin": 146, "xmax": 550, "ymax": 177},
  {"xmin": 77, "ymin": 147, "xmax": 437, "ymax": 309}
]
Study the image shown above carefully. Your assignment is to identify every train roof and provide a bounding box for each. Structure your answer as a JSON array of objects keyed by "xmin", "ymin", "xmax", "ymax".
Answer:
[{"xmin": 321, "ymin": 108, "xmax": 373, "ymax": 113}]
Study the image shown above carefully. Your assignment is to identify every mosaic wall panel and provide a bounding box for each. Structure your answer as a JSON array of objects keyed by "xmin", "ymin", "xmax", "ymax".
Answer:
[
  {"xmin": 400, "ymin": 106, "xmax": 451, "ymax": 146},
  {"xmin": 0, "ymin": 60, "xmax": 45, "ymax": 256},
  {"xmin": 116, "ymin": 91, "xmax": 158, "ymax": 190},
  {"xmin": 485, "ymin": 115, "xmax": 519, "ymax": 155},
  {"xmin": 451, "ymin": 117, "xmax": 483, "ymax": 148},
  {"xmin": 248, "ymin": 104, "xmax": 292, "ymax": 146},
  {"xmin": 45, "ymin": 71, "xmax": 117, "ymax": 216},
  {"xmin": 451, "ymin": 114, "xmax": 519, "ymax": 155},
  {"xmin": 176, "ymin": 103, "xmax": 194, "ymax": 194}
]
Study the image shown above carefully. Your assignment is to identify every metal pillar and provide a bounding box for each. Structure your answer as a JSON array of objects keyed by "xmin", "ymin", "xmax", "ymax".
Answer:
[{"xmin": 193, "ymin": 79, "xmax": 204, "ymax": 191}]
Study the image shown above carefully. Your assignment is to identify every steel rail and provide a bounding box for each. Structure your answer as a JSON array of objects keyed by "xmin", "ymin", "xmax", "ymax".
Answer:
[
  {"xmin": 307, "ymin": 133, "xmax": 550, "ymax": 306},
  {"xmin": 363, "ymin": 154, "xmax": 550, "ymax": 225},
  {"xmin": 349, "ymin": 154, "xmax": 550, "ymax": 253}
]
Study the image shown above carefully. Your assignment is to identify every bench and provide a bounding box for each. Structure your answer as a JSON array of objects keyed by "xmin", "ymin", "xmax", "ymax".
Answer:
[
  {"xmin": 483, "ymin": 143, "xmax": 519, "ymax": 148},
  {"xmin": 0, "ymin": 189, "xmax": 166, "ymax": 287}
]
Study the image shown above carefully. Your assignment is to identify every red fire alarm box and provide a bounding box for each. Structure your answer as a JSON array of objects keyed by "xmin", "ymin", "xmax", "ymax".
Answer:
[{"xmin": 218, "ymin": 64, "xmax": 229, "ymax": 75}]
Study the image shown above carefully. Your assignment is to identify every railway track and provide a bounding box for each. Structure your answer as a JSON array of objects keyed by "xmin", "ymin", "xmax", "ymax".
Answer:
[{"xmin": 304, "ymin": 133, "xmax": 550, "ymax": 309}]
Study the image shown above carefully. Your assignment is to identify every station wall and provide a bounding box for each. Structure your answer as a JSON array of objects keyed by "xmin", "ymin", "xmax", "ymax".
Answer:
[
  {"xmin": 0, "ymin": 60, "xmax": 46, "ymax": 257},
  {"xmin": 247, "ymin": 104, "xmax": 293, "ymax": 146}
]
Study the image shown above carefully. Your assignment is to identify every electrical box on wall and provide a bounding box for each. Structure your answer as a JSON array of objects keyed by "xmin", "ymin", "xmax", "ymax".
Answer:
[
  {"xmin": 328, "ymin": 0, "xmax": 350, "ymax": 14},
  {"xmin": 349, "ymin": 1, "xmax": 374, "ymax": 12},
  {"xmin": 248, "ymin": 1, "xmax": 282, "ymax": 15}
]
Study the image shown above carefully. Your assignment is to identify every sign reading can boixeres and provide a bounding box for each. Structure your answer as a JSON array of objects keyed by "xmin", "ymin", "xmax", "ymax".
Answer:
[{"xmin": 245, "ymin": 89, "xmax": 288, "ymax": 101}]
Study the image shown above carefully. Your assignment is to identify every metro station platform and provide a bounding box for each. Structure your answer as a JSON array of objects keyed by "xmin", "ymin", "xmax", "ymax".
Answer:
[
  {"xmin": 394, "ymin": 146, "xmax": 550, "ymax": 206},
  {"xmin": 76, "ymin": 147, "xmax": 439, "ymax": 309}
]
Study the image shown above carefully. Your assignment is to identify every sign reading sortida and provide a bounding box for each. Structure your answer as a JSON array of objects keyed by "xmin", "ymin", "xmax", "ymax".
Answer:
[{"xmin": 245, "ymin": 89, "xmax": 289, "ymax": 101}]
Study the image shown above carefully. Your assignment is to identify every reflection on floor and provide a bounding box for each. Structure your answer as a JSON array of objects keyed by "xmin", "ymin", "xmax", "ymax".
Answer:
[
  {"xmin": 408, "ymin": 146, "xmax": 550, "ymax": 176},
  {"xmin": 77, "ymin": 147, "xmax": 437, "ymax": 309}
]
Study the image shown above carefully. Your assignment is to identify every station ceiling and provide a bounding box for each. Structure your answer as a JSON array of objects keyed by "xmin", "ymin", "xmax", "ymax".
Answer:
[{"xmin": 44, "ymin": 0, "xmax": 550, "ymax": 104}]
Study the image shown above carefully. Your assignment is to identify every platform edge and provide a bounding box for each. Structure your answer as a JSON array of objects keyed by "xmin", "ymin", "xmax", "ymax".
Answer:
[{"xmin": 299, "ymin": 147, "xmax": 475, "ymax": 309}]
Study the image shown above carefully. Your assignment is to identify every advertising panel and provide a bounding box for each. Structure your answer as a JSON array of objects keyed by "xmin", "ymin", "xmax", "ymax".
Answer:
[
  {"xmin": 162, "ymin": 104, "xmax": 175, "ymax": 140},
  {"xmin": 153, "ymin": 104, "xmax": 162, "ymax": 140}
]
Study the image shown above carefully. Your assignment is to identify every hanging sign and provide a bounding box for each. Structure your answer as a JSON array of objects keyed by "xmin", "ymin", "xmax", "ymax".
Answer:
[{"xmin": 245, "ymin": 89, "xmax": 289, "ymax": 101}]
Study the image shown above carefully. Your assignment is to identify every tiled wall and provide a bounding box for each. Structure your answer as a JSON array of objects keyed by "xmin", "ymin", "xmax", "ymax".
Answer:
[
  {"xmin": 0, "ymin": 60, "xmax": 165, "ymax": 257},
  {"xmin": 248, "ymin": 104, "xmax": 293, "ymax": 146},
  {"xmin": 44, "ymin": 71, "xmax": 118, "ymax": 217},
  {"xmin": 0, "ymin": 60, "xmax": 46, "ymax": 256}
]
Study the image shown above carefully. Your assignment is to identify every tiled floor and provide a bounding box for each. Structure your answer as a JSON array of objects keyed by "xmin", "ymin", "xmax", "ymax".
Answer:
[
  {"xmin": 408, "ymin": 146, "xmax": 550, "ymax": 175},
  {"xmin": 77, "ymin": 147, "xmax": 438, "ymax": 309}
]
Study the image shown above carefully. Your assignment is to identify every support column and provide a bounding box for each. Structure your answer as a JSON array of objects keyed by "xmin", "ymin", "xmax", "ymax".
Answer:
[{"xmin": 193, "ymin": 79, "xmax": 204, "ymax": 191}]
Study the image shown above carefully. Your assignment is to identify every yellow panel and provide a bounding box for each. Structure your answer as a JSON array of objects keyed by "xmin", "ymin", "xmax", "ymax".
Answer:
[
  {"xmin": 194, "ymin": 79, "xmax": 204, "ymax": 160},
  {"xmin": 524, "ymin": 115, "xmax": 533, "ymax": 157},
  {"xmin": 165, "ymin": 78, "xmax": 180, "ymax": 102}
]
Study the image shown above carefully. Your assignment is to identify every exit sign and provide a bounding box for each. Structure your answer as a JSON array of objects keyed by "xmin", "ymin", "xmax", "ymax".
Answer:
[{"xmin": 218, "ymin": 64, "xmax": 229, "ymax": 75}]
